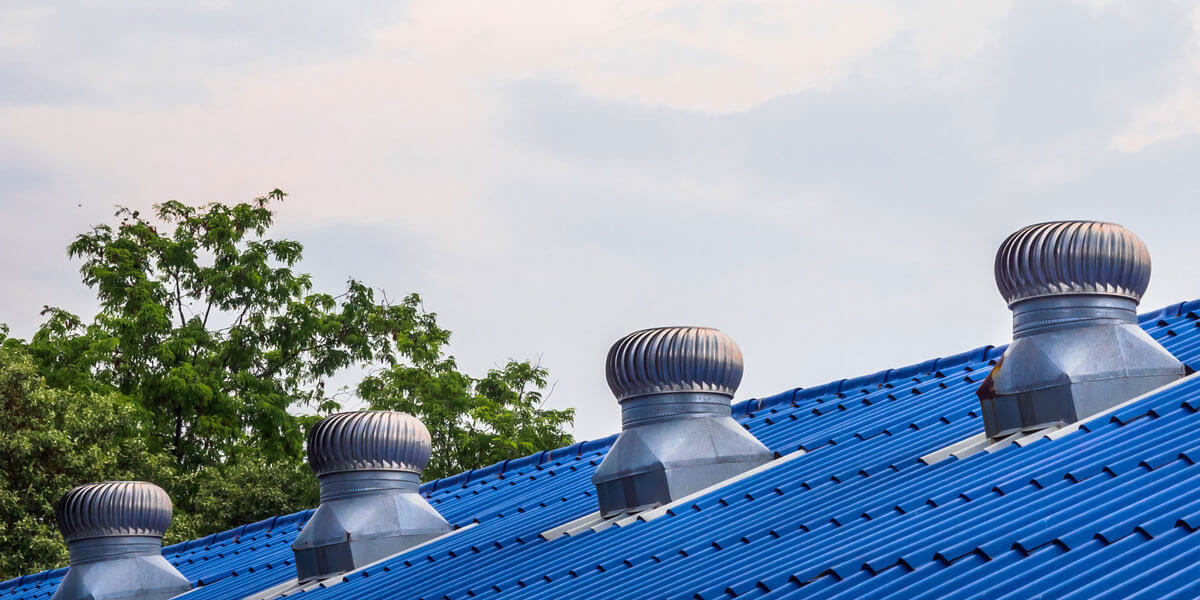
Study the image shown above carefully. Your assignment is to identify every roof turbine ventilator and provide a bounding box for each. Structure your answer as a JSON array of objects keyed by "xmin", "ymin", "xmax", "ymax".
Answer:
[
  {"xmin": 593, "ymin": 326, "xmax": 774, "ymax": 517},
  {"xmin": 292, "ymin": 411, "xmax": 451, "ymax": 583},
  {"xmin": 978, "ymin": 220, "xmax": 1186, "ymax": 440},
  {"xmin": 52, "ymin": 481, "xmax": 191, "ymax": 600}
]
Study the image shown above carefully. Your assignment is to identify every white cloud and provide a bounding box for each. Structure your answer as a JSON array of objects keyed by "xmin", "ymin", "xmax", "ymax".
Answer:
[
  {"xmin": 1110, "ymin": 2, "xmax": 1200, "ymax": 152},
  {"xmin": 1111, "ymin": 88, "xmax": 1200, "ymax": 152},
  {"xmin": 2, "ymin": 1, "xmax": 1199, "ymax": 440},
  {"xmin": 369, "ymin": 0, "xmax": 1013, "ymax": 113}
]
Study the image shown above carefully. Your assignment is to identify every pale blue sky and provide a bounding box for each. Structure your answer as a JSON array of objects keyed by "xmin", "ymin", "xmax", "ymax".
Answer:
[{"xmin": 3, "ymin": 1, "xmax": 1199, "ymax": 439}]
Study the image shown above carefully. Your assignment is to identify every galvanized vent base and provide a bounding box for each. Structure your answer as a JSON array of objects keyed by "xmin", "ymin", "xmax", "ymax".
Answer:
[
  {"xmin": 596, "ymin": 328, "xmax": 772, "ymax": 517},
  {"xmin": 293, "ymin": 471, "xmax": 450, "ymax": 583},
  {"xmin": 52, "ymin": 538, "xmax": 191, "ymax": 600},
  {"xmin": 980, "ymin": 307, "xmax": 1184, "ymax": 440},
  {"xmin": 592, "ymin": 409, "xmax": 772, "ymax": 517},
  {"xmin": 982, "ymin": 222, "xmax": 1184, "ymax": 441},
  {"xmin": 295, "ymin": 532, "xmax": 443, "ymax": 582}
]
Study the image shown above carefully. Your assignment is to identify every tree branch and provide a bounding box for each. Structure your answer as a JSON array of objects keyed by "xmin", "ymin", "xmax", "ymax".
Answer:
[
  {"xmin": 256, "ymin": 328, "xmax": 347, "ymax": 380},
  {"xmin": 234, "ymin": 304, "xmax": 251, "ymax": 328},
  {"xmin": 173, "ymin": 271, "xmax": 187, "ymax": 327},
  {"xmin": 202, "ymin": 291, "xmax": 214, "ymax": 329}
]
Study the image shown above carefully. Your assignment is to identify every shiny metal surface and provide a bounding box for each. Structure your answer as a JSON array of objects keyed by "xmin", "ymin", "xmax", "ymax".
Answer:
[
  {"xmin": 1010, "ymin": 294, "xmax": 1138, "ymax": 337},
  {"xmin": 293, "ymin": 411, "xmax": 451, "ymax": 583},
  {"xmin": 307, "ymin": 410, "xmax": 432, "ymax": 475},
  {"xmin": 51, "ymin": 482, "xmax": 189, "ymax": 600},
  {"xmin": 594, "ymin": 326, "xmax": 772, "ymax": 517},
  {"xmin": 994, "ymin": 220, "xmax": 1151, "ymax": 306},
  {"xmin": 619, "ymin": 391, "xmax": 730, "ymax": 428},
  {"xmin": 980, "ymin": 221, "xmax": 1184, "ymax": 440},
  {"xmin": 606, "ymin": 326, "xmax": 743, "ymax": 401},
  {"xmin": 56, "ymin": 481, "xmax": 172, "ymax": 542}
]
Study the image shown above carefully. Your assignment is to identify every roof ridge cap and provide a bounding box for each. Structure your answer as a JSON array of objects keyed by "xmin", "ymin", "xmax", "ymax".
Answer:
[
  {"xmin": 420, "ymin": 433, "xmax": 621, "ymax": 495},
  {"xmin": 0, "ymin": 566, "xmax": 69, "ymax": 592},
  {"xmin": 731, "ymin": 344, "xmax": 1003, "ymax": 416},
  {"xmin": 1137, "ymin": 298, "xmax": 1200, "ymax": 323}
]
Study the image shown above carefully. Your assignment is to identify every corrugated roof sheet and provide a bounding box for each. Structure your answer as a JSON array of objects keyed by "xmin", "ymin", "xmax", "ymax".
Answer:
[{"xmin": 5, "ymin": 299, "xmax": 1200, "ymax": 600}]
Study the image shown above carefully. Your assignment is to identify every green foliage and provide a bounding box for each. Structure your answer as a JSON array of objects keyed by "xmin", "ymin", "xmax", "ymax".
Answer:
[
  {"xmin": 30, "ymin": 191, "xmax": 452, "ymax": 468},
  {"xmin": 0, "ymin": 342, "xmax": 169, "ymax": 577},
  {"xmin": 165, "ymin": 449, "xmax": 319, "ymax": 545},
  {"xmin": 0, "ymin": 191, "xmax": 574, "ymax": 580},
  {"xmin": 359, "ymin": 358, "xmax": 575, "ymax": 480}
]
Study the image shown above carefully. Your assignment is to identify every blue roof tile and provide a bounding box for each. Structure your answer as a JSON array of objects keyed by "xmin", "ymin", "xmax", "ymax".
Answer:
[{"xmin": 6, "ymin": 301, "xmax": 1200, "ymax": 599}]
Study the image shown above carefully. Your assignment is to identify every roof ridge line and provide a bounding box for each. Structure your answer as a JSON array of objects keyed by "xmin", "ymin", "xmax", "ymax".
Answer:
[
  {"xmin": 162, "ymin": 508, "xmax": 316, "ymax": 555},
  {"xmin": 0, "ymin": 508, "xmax": 321, "ymax": 592},
  {"xmin": 1137, "ymin": 298, "xmax": 1200, "ymax": 323},
  {"xmin": 4, "ymin": 298, "xmax": 1197, "ymax": 592},
  {"xmin": 423, "ymin": 297, "xmax": 1200, "ymax": 495},
  {"xmin": 420, "ymin": 433, "xmax": 619, "ymax": 495},
  {"xmin": 0, "ymin": 566, "xmax": 69, "ymax": 593},
  {"xmin": 731, "ymin": 343, "xmax": 1004, "ymax": 418},
  {"xmin": 734, "ymin": 297, "xmax": 1200, "ymax": 419},
  {"xmin": 421, "ymin": 336, "xmax": 1005, "ymax": 496}
]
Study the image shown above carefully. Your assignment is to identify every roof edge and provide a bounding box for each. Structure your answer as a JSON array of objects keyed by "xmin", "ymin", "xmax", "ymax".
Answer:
[{"xmin": 4, "ymin": 297, "xmax": 1196, "ymax": 592}]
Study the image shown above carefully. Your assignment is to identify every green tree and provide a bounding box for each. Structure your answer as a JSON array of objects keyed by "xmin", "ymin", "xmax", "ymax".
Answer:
[
  {"xmin": 165, "ymin": 447, "xmax": 319, "ymax": 545},
  {"xmin": 0, "ymin": 341, "xmax": 169, "ymax": 578},
  {"xmin": 30, "ymin": 191, "xmax": 448, "ymax": 467},
  {"xmin": 1, "ymin": 191, "xmax": 574, "ymax": 579},
  {"xmin": 359, "ymin": 357, "xmax": 575, "ymax": 480}
]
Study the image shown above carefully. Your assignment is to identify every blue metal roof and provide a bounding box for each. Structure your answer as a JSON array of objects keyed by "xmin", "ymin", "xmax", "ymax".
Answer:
[{"xmin": 5, "ymin": 299, "xmax": 1200, "ymax": 600}]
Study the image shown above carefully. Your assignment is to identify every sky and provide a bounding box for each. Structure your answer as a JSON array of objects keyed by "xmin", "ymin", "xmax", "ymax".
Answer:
[{"xmin": 2, "ymin": 0, "xmax": 1200, "ymax": 440}]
